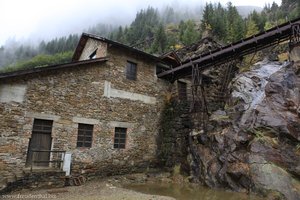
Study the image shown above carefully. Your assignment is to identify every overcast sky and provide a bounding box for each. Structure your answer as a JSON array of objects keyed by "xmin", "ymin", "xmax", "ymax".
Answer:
[{"xmin": 0, "ymin": 0, "xmax": 281, "ymax": 46}]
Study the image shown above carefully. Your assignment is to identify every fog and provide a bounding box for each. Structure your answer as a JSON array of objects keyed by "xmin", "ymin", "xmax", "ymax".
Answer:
[
  {"xmin": 0, "ymin": 0, "xmax": 281, "ymax": 46},
  {"xmin": 1, "ymin": 0, "xmax": 198, "ymax": 46}
]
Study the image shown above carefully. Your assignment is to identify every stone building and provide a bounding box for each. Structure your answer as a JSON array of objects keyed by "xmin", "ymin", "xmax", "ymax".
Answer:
[{"xmin": 0, "ymin": 33, "xmax": 176, "ymax": 189}]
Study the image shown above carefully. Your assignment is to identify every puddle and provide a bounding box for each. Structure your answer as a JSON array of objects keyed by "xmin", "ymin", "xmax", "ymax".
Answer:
[{"xmin": 124, "ymin": 182, "xmax": 262, "ymax": 200}]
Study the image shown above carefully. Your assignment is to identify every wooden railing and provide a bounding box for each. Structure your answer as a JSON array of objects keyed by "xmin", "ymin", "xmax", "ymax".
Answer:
[
  {"xmin": 30, "ymin": 150, "xmax": 66, "ymax": 172},
  {"xmin": 158, "ymin": 17, "xmax": 300, "ymax": 80}
]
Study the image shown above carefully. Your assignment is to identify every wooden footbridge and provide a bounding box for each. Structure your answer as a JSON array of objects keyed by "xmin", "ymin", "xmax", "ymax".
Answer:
[
  {"xmin": 158, "ymin": 17, "xmax": 300, "ymax": 80},
  {"xmin": 158, "ymin": 17, "xmax": 300, "ymax": 133}
]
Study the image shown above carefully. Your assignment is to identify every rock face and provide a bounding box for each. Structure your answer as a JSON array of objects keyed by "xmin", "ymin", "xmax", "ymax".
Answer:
[
  {"xmin": 189, "ymin": 60, "xmax": 300, "ymax": 200},
  {"xmin": 174, "ymin": 37, "xmax": 221, "ymax": 62}
]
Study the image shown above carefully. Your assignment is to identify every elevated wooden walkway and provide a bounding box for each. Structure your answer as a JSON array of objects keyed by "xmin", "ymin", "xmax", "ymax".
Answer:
[{"xmin": 158, "ymin": 17, "xmax": 300, "ymax": 80}]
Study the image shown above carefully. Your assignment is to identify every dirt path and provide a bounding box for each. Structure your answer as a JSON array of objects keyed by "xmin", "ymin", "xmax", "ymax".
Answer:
[{"xmin": 5, "ymin": 176, "xmax": 175, "ymax": 200}]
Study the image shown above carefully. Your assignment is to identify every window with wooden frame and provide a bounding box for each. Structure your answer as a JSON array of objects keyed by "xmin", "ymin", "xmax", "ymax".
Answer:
[
  {"xmin": 114, "ymin": 127, "xmax": 127, "ymax": 149},
  {"xmin": 32, "ymin": 119, "xmax": 53, "ymax": 134},
  {"xmin": 77, "ymin": 124, "xmax": 93, "ymax": 148},
  {"xmin": 126, "ymin": 61, "xmax": 137, "ymax": 80}
]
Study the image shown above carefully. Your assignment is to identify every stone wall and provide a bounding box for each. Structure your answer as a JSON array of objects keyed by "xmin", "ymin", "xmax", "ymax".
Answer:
[
  {"xmin": 156, "ymin": 79, "xmax": 193, "ymax": 174},
  {"xmin": 0, "ymin": 171, "xmax": 66, "ymax": 195},
  {"xmin": 156, "ymin": 98, "xmax": 191, "ymax": 172},
  {"xmin": 0, "ymin": 46, "xmax": 172, "ymax": 187},
  {"xmin": 79, "ymin": 38, "xmax": 108, "ymax": 60}
]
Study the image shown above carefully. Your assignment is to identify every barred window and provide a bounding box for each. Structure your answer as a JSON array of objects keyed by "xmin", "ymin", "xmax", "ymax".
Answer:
[
  {"xmin": 114, "ymin": 127, "xmax": 127, "ymax": 149},
  {"xmin": 77, "ymin": 124, "xmax": 93, "ymax": 148},
  {"xmin": 32, "ymin": 119, "xmax": 53, "ymax": 134},
  {"xmin": 126, "ymin": 61, "xmax": 137, "ymax": 80}
]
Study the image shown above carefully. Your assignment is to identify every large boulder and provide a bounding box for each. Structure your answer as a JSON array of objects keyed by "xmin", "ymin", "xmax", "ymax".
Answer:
[
  {"xmin": 250, "ymin": 155, "xmax": 300, "ymax": 200},
  {"xmin": 231, "ymin": 60, "xmax": 300, "ymax": 199},
  {"xmin": 189, "ymin": 60, "xmax": 300, "ymax": 199}
]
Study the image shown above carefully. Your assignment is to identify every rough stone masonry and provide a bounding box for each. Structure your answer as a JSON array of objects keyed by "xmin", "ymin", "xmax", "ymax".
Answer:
[{"xmin": 0, "ymin": 36, "xmax": 173, "ymax": 190}]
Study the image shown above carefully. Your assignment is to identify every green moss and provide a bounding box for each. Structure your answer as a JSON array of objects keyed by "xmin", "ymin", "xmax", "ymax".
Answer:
[
  {"xmin": 214, "ymin": 115, "xmax": 230, "ymax": 120},
  {"xmin": 173, "ymin": 164, "xmax": 181, "ymax": 176},
  {"xmin": 248, "ymin": 128, "xmax": 265, "ymax": 140},
  {"xmin": 248, "ymin": 127, "xmax": 281, "ymax": 148},
  {"xmin": 265, "ymin": 190, "xmax": 285, "ymax": 200},
  {"xmin": 296, "ymin": 144, "xmax": 300, "ymax": 151}
]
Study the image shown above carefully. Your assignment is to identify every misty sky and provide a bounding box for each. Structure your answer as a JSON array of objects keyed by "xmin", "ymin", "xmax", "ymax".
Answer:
[{"xmin": 0, "ymin": 0, "xmax": 281, "ymax": 46}]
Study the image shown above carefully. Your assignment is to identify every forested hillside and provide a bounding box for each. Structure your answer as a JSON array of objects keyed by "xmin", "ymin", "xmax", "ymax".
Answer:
[{"xmin": 0, "ymin": 0, "xmax": 299, "ymax": 72}]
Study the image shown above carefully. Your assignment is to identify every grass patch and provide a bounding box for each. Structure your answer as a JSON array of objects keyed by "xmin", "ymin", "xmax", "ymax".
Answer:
[
  {"xmin": 0, "ymin": 51, "xmax": 73, "ymax": 73},
  {"xmin": 247, "ymin": 127, "xmax": 280, "ymax": 148}
]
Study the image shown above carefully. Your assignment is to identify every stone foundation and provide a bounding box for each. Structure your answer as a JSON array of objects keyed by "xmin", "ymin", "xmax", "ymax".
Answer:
[{"xmin": 0, "ymin": 171, "xmax": 66, "ymax": 195}]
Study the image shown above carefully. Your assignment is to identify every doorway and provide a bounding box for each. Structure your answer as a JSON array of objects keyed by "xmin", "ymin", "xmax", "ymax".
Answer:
[{"xmin": 26, "ymin": 119, "xmax": 53, "ymax": 167}]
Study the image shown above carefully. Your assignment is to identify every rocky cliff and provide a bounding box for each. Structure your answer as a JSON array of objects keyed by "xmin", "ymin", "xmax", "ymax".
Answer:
[{"xmin": 188, "ymin": 58, "xmax": 300, "ymax": 199}]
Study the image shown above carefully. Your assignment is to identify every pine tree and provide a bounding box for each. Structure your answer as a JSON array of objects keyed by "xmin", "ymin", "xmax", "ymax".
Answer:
[
  {"xmin": 246, "ymin": 19, "xmax": 259, "ymax": 37},
  {"xmin": 115, "ymin": 26, "xmax": 124, "ymax": 42},
  {"xmin": 182, "ymin": 20, "xmax": 199, "ymax": 45},
  {"xmin": 212, "ymin": 3, "xmax": 227, "ymax": 40},
  {"xmin": 178, "ymin": 20, "xmax": 186, "ymax": 42},
  {"xmin": 201, "ymin": 3, "xmax": 214, "ymax": 32},
  {"xmin": 162, "ymin": 6, "xmax": 176, "ymax": 24},
  {"xmin": 250, "ymin": 10, "xmax": 266, "ymax": 32},
  {"xmin": 126, "ymin": 7, "xmax": 160, "ymax": 49},
  {"xmin": 151, "ymin": 23, "xmax": 167, "ymax": 54},
  {"xmin": 226, "ymin": 2, "xmax": 245, "ymax": 42}
]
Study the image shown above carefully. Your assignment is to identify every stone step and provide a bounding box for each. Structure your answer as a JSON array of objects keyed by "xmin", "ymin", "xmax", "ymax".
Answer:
[{"xmin": 23, "ymin": 167, "xmax": 63, "ymax": 174}]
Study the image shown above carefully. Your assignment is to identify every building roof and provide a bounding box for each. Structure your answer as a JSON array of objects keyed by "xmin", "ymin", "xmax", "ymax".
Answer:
[
  {"xmin": 0, "ymin": 57, "xmax": 108, "ymax": 80},
  {"xmin": 72, "ymin": 33, "xmax": 161, "ymax": 62},
  {"xmin": 0, "ymin": 33, "xmax": 165, "ymax": 81}
]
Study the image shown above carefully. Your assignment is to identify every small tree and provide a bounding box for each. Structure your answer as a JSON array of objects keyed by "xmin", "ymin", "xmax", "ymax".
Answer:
[{"xmin": 246, "ymin": 19, "xmax": 260, "ymax": 37}]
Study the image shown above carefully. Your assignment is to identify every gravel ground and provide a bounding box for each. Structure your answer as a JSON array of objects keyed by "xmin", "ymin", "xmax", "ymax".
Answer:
[{"xmin": 5, "ymin": 176, "xmax": 175, "ymax": 200}]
